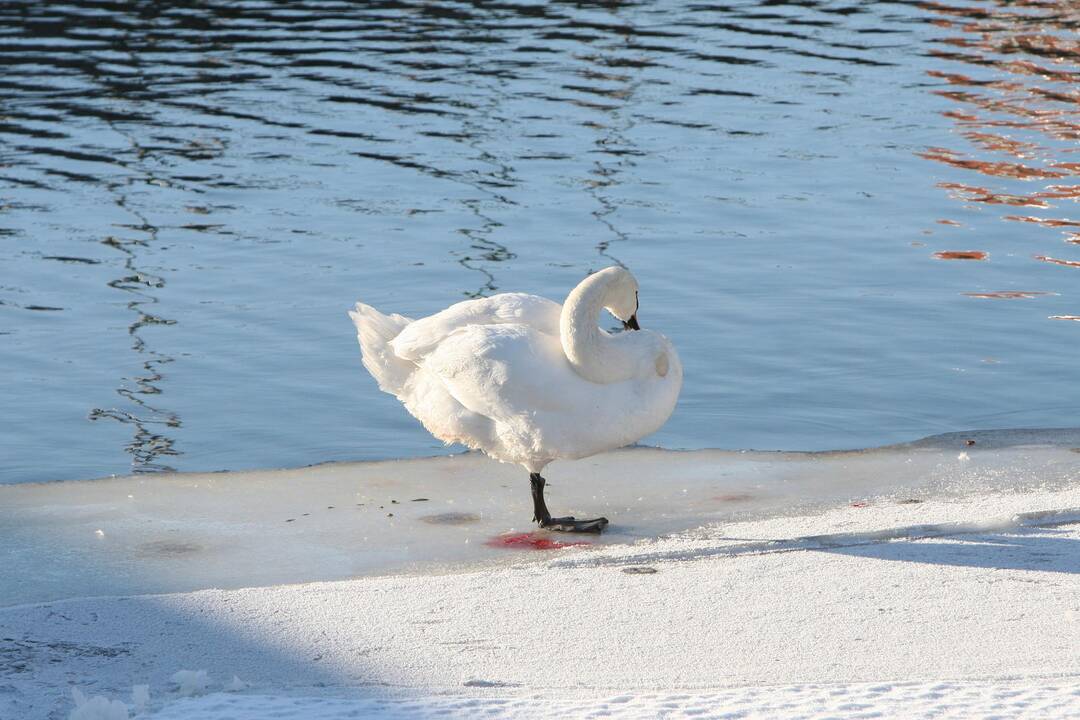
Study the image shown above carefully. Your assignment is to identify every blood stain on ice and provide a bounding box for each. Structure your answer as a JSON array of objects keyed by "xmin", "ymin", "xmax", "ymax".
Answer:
[
  {"xmin": 485, "ymin": 532, "xmax": 591, "ymax": 550},
  {"xmin": 714, "ymin": 493, "xmax": 753, "ymax": 503}
]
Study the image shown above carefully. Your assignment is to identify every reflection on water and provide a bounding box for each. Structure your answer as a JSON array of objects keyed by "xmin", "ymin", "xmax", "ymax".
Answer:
[
  {"xmin": 921, "ymin": 0, "xmax": 1080, "ymax": 284},
  {"xmin": 87, "ymin": 150, "xmax": 181, "ymax": 474},
  {"xmin": 934, "ymin": 250, "xmax": 988, "ymax": 260},
  {"xmin": 964, "ymin": 290, "xmax": 1055, "ymax": 299},
  {"xmin": 0, "ymin": 0, "xmax": 1077, "ymax": 484},
  {"xmin": 580, "ymin": 41, "xmax": 643, "ymax": 271}
]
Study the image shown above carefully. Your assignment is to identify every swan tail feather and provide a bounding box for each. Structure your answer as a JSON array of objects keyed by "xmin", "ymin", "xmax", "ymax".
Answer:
[{"xmin": 348, "ymin": 302, "xmax": 414, "ymax": 395}]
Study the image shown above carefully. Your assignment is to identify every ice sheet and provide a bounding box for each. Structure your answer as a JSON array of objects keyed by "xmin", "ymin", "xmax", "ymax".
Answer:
[{"xmin": 2, "ymin": 429, "xmax": 1078, "ymax": 607}]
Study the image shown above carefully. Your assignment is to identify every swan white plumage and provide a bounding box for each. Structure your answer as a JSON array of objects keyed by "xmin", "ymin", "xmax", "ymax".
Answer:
[{"xmin": 348, "ymin": 266, "xmax": 682, "ymax": 532}]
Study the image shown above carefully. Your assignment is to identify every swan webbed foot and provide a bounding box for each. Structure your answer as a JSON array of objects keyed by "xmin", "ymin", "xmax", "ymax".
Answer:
[
  {"xmin": 539, "ymin": 516, "xmax": 609, "ymax": 534},
  {"xmin": 529, "ymin": 472, "xmax": 609, "ymax": 534}
]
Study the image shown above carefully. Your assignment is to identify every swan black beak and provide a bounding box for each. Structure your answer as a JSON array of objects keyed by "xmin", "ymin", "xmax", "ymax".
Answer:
[{"xmin": 623, "ymin": 314, "xmax": 640, "ymax": 331}]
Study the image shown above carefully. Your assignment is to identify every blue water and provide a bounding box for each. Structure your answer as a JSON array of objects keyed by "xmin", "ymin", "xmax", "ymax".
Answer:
[{"xmin": 1, "ymin": 0, "xmax": 1077, "ymax": 484}]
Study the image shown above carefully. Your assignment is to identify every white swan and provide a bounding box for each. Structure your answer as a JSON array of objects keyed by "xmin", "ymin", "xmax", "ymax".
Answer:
[{"xmin": 348, "ymin": 267, "xmax": 682, "ymax": 532}]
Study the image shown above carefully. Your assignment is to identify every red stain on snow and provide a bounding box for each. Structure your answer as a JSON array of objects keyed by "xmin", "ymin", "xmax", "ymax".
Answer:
[
  {"xmin": 850, "ymin": 501, "xmax": 870, "ymax": 508},
  {"xmin": 486, "ymin": 532, "xmax": 591, "ymax": 550},
  {"xmin": 714, "ymin": 493, "xmax": 754, "ymax": 503}
]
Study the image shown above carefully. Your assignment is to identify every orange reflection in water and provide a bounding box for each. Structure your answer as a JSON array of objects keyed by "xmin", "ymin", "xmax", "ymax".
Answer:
[
  {"xmin": 964, "ymin": 291, "xmax": 1056, "ymax": 299},
  {"xmin": 961, "ymin": 131, "xmax": 1043, "ymax": 159},
  {"xmin": 937, "ymin": 182, "xmax": 1050, "ymax": 207},
  {"xmin": 1035, "ymin": 255, "xmax": 1080, "ymax": 268},
  {"xmin": 921, "ymin": 0, "xmax": 1080, "ymax": 316},
  {"xmin": 1003, "ymin": 215, "xmax": 1080, "ymax": 229},
  {"xmin": 918, "ymin": 148, "xmax": 1067, "ymax": 180},
  {"xmin": 934, "ymin": 250, "xmax": 988, "ymax": 260}
]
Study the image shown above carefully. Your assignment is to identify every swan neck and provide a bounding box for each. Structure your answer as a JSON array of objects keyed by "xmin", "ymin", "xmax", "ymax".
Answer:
[{"xmin": 560, "ymin": 273, "xmax": 622, "ymax": 384}]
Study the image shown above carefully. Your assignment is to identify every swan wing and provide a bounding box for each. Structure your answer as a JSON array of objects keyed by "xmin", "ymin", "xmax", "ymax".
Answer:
[
  {"xmin": 419, "ymin": 323, "xmax": 657, "ymax": 466},
  {"xmin": 422, "ymin": 324, "xmax": 580, "ymax": 418},
  {"xmin": 391, "ymin": 293, "xmax": 560, "ymax": 363}
]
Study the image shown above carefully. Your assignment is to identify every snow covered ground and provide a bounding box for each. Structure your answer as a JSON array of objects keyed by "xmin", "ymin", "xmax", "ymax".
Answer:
[
  {"xmin": 3, "ymin": 430, "xmax": 1079, "ymax": 718},
  {"xmin": 141, "ymin": 679, "xmax": 1080, "ymax": 719}
]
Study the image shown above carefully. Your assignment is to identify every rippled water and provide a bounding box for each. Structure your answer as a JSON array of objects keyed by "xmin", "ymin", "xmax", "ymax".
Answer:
[{"xmin": 1, "ymin": 0, "xmax": 1077, "ymax": 484}]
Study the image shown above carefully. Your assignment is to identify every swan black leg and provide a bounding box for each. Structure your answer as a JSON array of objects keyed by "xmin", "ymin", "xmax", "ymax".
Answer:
[{"xmin": 529, "ymin": 472, "xmax": 608, "ymax": 533}]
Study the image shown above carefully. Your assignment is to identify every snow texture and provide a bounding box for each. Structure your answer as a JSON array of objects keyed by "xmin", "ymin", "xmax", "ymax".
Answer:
[
  {"xmin": 1, "ymin": 490, "xmax": 1077, "ymax": 718},
  {"xmin": 0, "ymin": 430, "xmax": 1077, "ymax": 719},
  {"xmin": 149, "ymin": 681, "xmax": 1080, "ymax": 719}
]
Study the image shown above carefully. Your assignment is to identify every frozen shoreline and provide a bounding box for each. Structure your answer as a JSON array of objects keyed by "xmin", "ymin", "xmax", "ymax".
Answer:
[
  {"xmin": 7, "ymin": 501, "xmax": 1080, "ymax": 717},
  {"xmin": 3, "ymin": 429, "xmax": 1079, "ymax": 717},
  {"xmin": 6, "ymin": 497, "xmax": 1080, "ymax": 717},
  {"xmin": 4, "ymin": 428, "xmax": 1080, "ymax": 607}
]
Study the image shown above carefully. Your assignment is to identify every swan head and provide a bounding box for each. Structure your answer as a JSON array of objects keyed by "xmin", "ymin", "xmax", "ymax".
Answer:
[{"xmin": 598, "ymin": 267, "xmax": 640, "ymax": 330}]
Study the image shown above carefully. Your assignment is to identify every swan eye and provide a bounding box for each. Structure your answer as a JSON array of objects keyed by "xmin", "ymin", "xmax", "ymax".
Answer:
[{"xmin": 655, "ymin": 352, "xmax": 669, "ymax": 377}]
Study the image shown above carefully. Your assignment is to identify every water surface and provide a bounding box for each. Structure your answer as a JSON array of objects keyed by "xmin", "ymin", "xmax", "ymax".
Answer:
[{"xmin": 1, "ymin": 0, "xmax": 1077, "ymax": 484}]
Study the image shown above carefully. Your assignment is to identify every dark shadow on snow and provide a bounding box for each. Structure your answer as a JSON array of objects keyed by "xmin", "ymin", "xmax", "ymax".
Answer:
[{"xmin": 817, "ymin": 526, "xmax": 1080, "ymax": 575}]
